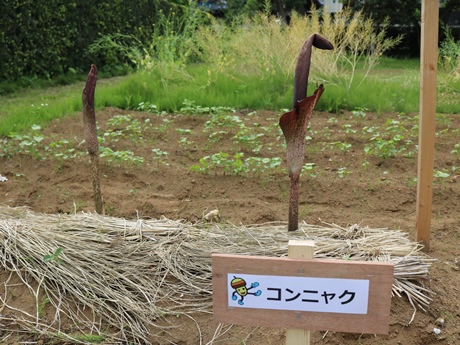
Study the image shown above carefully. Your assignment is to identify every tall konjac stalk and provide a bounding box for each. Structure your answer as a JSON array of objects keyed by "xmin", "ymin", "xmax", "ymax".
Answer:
[
  {"xmin": 279, "ymin": 34, "xmax": 333, "ymax": 231},
  {"xmin": 82, "ymin": 64, "xmax": 103, "ymax": 214}
]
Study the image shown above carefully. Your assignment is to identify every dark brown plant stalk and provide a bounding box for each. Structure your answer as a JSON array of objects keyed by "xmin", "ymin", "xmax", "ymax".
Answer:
[
  {"xmin": 82, "ymin": 64, "xmax": 104, "ymax": 214},
  {"xmin": 279, "ymin": 34, "xmax": 333, "ymax": 231}
]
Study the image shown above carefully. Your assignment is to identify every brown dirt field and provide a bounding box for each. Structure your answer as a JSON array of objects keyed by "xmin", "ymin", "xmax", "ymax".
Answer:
[{"xmin": 1, "ymin": 106, "xmax": 459, "ymax": 344}]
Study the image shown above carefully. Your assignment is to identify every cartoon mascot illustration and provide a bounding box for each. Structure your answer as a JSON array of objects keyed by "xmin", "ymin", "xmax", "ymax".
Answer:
[{"xmin": 231, "ymin": 276, "xmax": 262, "ymax": 305}]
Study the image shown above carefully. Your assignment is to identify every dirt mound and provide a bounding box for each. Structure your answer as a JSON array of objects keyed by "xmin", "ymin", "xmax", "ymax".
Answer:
[{"xmin": 1, "ymin": 107, "xmax": 459, "ymax": 344}]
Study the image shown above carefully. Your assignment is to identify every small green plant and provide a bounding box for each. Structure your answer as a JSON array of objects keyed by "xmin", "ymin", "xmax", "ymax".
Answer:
[
  {"xmin": 331, "ymin": 141, "xmax": 352, "ymax": 153},
  {"xmin": 208, "ymin": 130, "xmax": 228, "ymax": 143},
  {"xmin": 406, "ymin": 177, "xmax": 417, "ymax": 187},
  {"xmin": 302, "ymin": 162, "xmax": 317, "ymax": 178},
  {"xmin": 3, "ymin": 124, "xmax": 45, "ymax": 159},
  {"xmin": 204, "ymin": 113, "xmax": 243, "ymax": 132},
  {"xmin": 105, "ymin": 114, "xmax": 143, "ymax": 142},
  {"xmin": 434, "ymin": 169, "xmax": 450, "ymax": 189},
  {"xmin": 155, "ymin": 118, "xmax": 172, "ymax": 134},
  {"xmin": 176, "ymin": 128, "xmax": 192, "ymax": 135},
  {"xmin": 152, "ymin": 148, "xmax": 169, "ymax": 166},
  {"xmin": 43, "ymin": 248, "xmax": 63, "ymax": 264},
  {"xmin": 74, "ymin": 334, "xmax": 106, "ymax": 343},
  {"xmin": 216, "ymin": 152, "xmax": 247, "ymax": 175},
  {"xmin": 342, "ymin": 124, "xmax": 357, "ymax": 134},
  {"xmin": 38, "ymin": 296, "xmax": 50, "ymax": 318},
  {"xmin": 233, "ymin": 131, "xmax": 264, "ymax": 153},
  {"xmin": 337, "ymin": 167, "xmax": 350, "ymax": 179},
  {"xmin": 245, "ymin": 156, "xmax": 282, "ymax": 176},
  {"xmin": 191, "ymin": 153, "xmax": 283, "ymax": 177},
  {"xmin": 451, "ymin": 142, "xmax": 460, "ymax": 155},
  {"xmin": 179, "ymin": 99, "xmax": 236, "ymax": 115},
  {"xmin": 46, "ymin": 139, "xmax": 83, "ymax": 160},
  {"xmin": 364, "ymin": 133, "xmax": 404, "ymax": 158},
  {"xmin": 136, "ymin": 101, "xmax": 159, "ymax": 113},
  {"xmin": 178, "ymin": 136, "xmax": 194, "ymax": 149},
  {"xmin": 100, "ymin": 147, "xmax": 144, "ymax": 166},
  {"xmin": 351, "ymin": 107, "xmax": 367, "ymax": 118}
]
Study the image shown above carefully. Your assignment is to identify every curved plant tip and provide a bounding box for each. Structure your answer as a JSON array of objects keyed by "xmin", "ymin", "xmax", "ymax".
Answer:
[
  {"xmin": 279, "ymin": 34, "xmax": 333, "ymax": 232},
  {"xmin": 293, "ymin": 33, "xmax": 333, "ymax": 106}
]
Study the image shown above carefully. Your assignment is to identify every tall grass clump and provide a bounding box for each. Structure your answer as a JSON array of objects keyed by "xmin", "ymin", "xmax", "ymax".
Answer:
[
  {"xmin": 320, "ymin": 8, "xmax": 403, "ymax": 91},
  {"xmin": 193, "ymin": 7, "xmax": 401, "ymax": 92},
  {"xmin": 439, "ymin": 26, "xmax": 460, "ymax": 78},
  {"xmin": 88, "ymin": 4, "xmax": 207, "ymax": 72},
  {"xmin": 88, "ymin": 3, "xmax": 402, "ymax": 112},
  {"xmin": 437, "ymin": 26, "xmax": 460, "ymax": 113}
]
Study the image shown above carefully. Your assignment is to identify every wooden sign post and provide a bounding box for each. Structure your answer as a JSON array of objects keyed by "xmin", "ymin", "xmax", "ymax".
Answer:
[
  {"xmin": 416, "ymin": 0, "xmax": 439, "ymax": 251},
  {"xmin": 286, "ymin": 240, "xmax": 315, "ymax": 345},
  {"xmin": 212, "ymin": 240, "xmax": 394, "ymax": 338}
]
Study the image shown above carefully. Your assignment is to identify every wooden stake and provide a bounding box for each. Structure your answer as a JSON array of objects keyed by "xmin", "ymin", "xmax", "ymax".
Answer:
[
  {"xmin": 286, "ymin": 240, "xmax": 315, "ymax": 345},
  {"xmin": 416, "ymin": 0, "xmax": 439, "ymax": 252}
]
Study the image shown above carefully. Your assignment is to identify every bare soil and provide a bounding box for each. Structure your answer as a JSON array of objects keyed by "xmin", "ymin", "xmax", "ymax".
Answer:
[{"xmin": 1, "ymin": 106, "xmax": 460, "ymax": 344}]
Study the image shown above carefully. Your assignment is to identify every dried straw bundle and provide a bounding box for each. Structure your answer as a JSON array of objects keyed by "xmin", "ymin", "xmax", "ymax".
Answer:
[{"xmin": 0, "ymin": 206, "xmax": 435, "ymax": 344}]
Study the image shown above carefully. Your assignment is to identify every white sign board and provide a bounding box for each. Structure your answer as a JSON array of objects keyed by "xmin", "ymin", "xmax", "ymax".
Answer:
[
  {"xmin": 212, "ymin": 254, "xmax": 394, "ymax": 334},
  {"xmin": 227, "ymin": 273, "xmax": 369, "ymax": 314}
]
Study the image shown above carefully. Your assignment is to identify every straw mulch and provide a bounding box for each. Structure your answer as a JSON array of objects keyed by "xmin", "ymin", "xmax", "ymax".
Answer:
[{"xmin": 0, "ymin": 205, "xmax": 435, "ymax": 344}]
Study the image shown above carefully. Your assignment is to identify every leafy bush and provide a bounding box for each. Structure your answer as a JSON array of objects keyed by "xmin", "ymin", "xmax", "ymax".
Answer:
[{"xmin": 0, "ymin": 0, "xmax": 182, "ymax": 81}]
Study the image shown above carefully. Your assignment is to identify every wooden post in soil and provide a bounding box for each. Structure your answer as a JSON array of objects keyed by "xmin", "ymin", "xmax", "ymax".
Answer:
[
  {"xmin": 82, "ymin": 64, "xmax": 104, "ymax": 214},
  {"xmin": 416, "ymin": 0, "xmax": 439, "ymax": 251},
  {"xmin": 279, "ymin": 34, "xmax": 333, "ymax": 231},
  {"xmin": 285, "ymin": 240, "xmax": 315, "ymax": 345}
]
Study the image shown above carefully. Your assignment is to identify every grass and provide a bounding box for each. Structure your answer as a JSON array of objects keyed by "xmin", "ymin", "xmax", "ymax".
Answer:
[
  {"xmin": 1, "ymin": 4, "xmax": 459, "ymax": 137},
  {"xmin": 1, "ymin": 56, "xmax": 459, "ymax": 138}
]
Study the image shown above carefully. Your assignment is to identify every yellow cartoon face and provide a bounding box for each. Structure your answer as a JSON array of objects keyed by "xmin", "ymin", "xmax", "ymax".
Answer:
[
  {"xmin": 230, "ymin": 276, "xmax": 262, "ymax": 306},
  {"xmin": 236, "ymin": 286, "xmax": 247, "ymax": 296}
]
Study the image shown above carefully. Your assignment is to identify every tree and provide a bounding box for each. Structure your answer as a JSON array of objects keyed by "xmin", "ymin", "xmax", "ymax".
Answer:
[
  {"xmin": 344, "ymin": 0, "xmax": 420, "ymax": 56},
  {"xmin": 225, "ymin": 0, "xmax": 312, "ymax": 22},
  {"xmin": 346, "ymin": 0, "xmax": 460, "ymax": 56}
]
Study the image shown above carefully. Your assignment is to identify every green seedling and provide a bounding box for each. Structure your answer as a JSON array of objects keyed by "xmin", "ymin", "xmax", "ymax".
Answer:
[
  {"xmin": 106, "ymin": 114, "xmax": 143, "ymax": 142},
  {"xmin": 136, "ymin": 101, "xmax": 159, "ymax": 113},
  {"xmin": 302, "ymin": 162, "xmax": 317, "ymax": 178},
  {"xmin": 38, "ymin": 296, "xmax": 50, "ymax": 318},
  {"xmin": 78, "ymin": 334, "xmax": 106, "ymax": 343},
  {"xmin": 44, "ymin": 247, "xmax": 63, "ymax": 264},
  {"xmin": 351, "ymin": 108, "xmax": 367, "ymax": 118},
  {"xmin": 152, "ymin": 148, "xmax": 169, "ymax": 166},
  {"xmin": 100, "ymin": 147, "xmax": 144, "ymax": 166},
  {"xmin": 434, "ymin": 169, "xmax": 450, "ymax": 189},
  {"xmin": 337, "ymin": 167, "xmax": 350, "ymax": 179}
]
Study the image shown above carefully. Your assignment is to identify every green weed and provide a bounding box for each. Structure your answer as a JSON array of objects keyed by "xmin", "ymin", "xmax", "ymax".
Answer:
[
  {"xmin": 100, "ymin": 147, "xmax": 144, "ymax": 166},
  {"xmin": 337, "ymin": 167, "xmax": 350, "ymax": 179},
  {"xmin": 152, "ymin": 148, "xmax": 169, "ymax": 167},
  {"xmin": 452, "ymin": 142, "xmax": 460, "ymax": 155},
  {"xmin": 190, "ymin": 152, "xmax": 282, "ymax": 176},
  {"xmin": 38, "ymin": 296, "xmax": 50, "ymax": 318},
  {"xmin": 74, "ymin": 334, "xmax": 106, "ymax": 343},
  {"xmin": 43, "ymin": 248, "xmax": 63, "ymax": 264}
]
